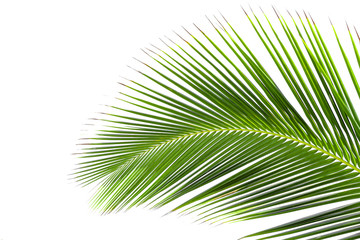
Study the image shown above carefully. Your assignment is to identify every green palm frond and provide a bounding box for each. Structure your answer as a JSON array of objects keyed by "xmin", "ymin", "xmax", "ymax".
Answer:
[{"xmin": 74, "ymin": 7, "xmax": 360, "ymax": 239}]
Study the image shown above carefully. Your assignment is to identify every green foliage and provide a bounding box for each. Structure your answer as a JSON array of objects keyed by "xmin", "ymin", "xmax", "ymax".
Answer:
[{"xmin": 74, "ymin": 7, "xmax": 360, "ymax": 239}]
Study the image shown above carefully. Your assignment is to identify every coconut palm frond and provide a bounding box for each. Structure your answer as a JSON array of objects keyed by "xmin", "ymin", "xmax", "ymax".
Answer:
[
  {"xmin": 74, "ymin": 7, "xmax": 360, "ymax": 239},
  {"xmin": 242, "ymin": 201, "xmax": 360, "ymax": 239}
]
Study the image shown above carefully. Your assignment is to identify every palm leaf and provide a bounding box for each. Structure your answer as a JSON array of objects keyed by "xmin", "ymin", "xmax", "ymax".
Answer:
[{"xmin": 74, "ymin": 7, "xmax": 360, "ymax": 239}]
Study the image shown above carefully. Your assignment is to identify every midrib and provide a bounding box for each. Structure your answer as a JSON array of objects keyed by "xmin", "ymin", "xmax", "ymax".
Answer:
[{"xmin": 159, "ymin": 127, "xmax": 360, "ymax": 174}]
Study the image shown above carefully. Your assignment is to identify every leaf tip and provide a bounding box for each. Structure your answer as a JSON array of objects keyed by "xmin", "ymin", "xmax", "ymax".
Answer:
[
  {"xmin": 218, "ymin": 10, "xmax": 228, "ymax": 23},
  {"xmin": 328, "ymin": 17, "xmax": 333, "ymax": 26},
  {"xmin": 240, "ymin": 5, "xmax": 248, "ymax": 16},
  {"xmin": 272, "ymin": 5, "xmax": 280, "ymax": 19},
  {"xmin": 354, "ymin": 26, "xmax": 360, "ymax": 41},
  {"xmin": 286, "ymin": 9, "xmax": 293, "ymax": 19}
]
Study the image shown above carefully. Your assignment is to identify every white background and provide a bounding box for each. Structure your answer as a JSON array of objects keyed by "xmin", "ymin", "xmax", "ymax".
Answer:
[{"xmin": 1, "ymin": 0, "xmax": 360, "ymax": 239}]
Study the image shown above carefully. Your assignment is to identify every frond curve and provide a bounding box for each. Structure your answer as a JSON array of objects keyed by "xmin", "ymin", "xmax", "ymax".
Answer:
[{"xmin": 75, "ymin": 7, "xmax": 360, "ymax": 239}]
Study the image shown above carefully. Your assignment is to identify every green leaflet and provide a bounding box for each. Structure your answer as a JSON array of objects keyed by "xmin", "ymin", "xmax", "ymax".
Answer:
[{"xmin": 75, "ymin": 7, "xmax": 360, "ymax": 239}]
